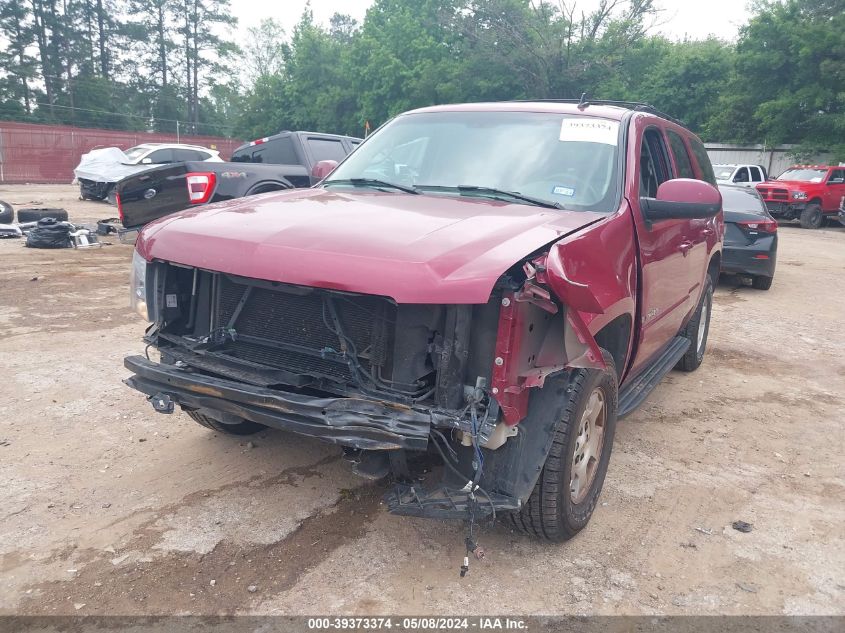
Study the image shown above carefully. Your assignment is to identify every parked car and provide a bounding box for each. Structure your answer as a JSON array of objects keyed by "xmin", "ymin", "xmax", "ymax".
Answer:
[
  {"xmin": 75, "ymin": 143, "xmax": 222, "ymax": 202},
  {"xmin": 714, "ymin": 163, "xmax": 768, "ymax": 187},
  {"xmin": 115, "ymin": 131, "xmax": 361, "ymax": 229},
  {"xmin": 719, "ymin": 185, "xmax": 777, "ymax": 290},
  {"xmin": 123, "ymin": 101, "xmax": 723, "ymax": 542},
  {"xmin": 756, "ymin": 164, "xmax": 845, "ymax": 229}
]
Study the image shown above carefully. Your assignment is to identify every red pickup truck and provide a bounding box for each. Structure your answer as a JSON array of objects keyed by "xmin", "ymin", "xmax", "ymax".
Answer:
[
  {"xmin": 756, "ymin": 164, "xmax": 845, "ymax": 229},
  {"xmin": 124, "ymin": 101, "xmax": 722, "ymax": 542}
]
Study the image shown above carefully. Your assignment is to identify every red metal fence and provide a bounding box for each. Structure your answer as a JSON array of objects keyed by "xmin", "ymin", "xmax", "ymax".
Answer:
[{"xmin": 0, "ymin": 121, "xmax": 244, "ymax": 184}]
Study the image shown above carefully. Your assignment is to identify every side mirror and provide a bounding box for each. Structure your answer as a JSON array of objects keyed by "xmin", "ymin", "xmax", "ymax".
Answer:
[
  {"xmin": 311, "ymin": 160, "xmax": 339, "ymax": 181},
  {"xmin": 641, "ymin": 178, "xmax": 721, "ymax": 223},
  {"xmin": 141, "ymin": 157, "xmax": 152, "ymax": 164}
]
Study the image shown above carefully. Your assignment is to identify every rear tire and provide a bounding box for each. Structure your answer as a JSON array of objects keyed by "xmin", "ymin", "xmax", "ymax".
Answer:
[
  {"xmin": 510, "ymin": 351, "xmax": 618, "ymax": 541},
  {"xmin": 17, "ymin": 208, "xmax": 69, "ymax": 223},
  {"xmin": 799, "ymin": 204, "xmax": 823, "ymax": 229},
  {"xmin": 185, "ymin": 410, "xmax": 265, "ymax": 435},
  {"xmin": 752, "ymin": 275, "xmax": 773, "ymax": 290},
  {"xmin": 676, "ymin": 277, "xmax": 713, "ymax": 372}
]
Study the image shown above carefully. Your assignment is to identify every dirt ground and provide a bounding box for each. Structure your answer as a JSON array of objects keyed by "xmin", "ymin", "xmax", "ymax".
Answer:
[{"xmin": 0, "ymin": 184, "xmax": 843, "ymax": 617}]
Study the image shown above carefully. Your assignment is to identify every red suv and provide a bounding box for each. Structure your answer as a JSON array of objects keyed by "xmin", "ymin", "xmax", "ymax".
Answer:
[
  {"xmin": 756, "ymin": 165, "xmax": 845, "ymax": 229},
  {"xmin": 124, "ymin": 101, "xmax": 722, "ymax": 542}
]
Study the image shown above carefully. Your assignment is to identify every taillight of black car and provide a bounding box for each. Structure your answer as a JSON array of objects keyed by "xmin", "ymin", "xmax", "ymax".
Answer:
[
  {"xmin": 186, "ymin": 172, "xmax": 217, "ymax": 204},
  {"xmin": 736, "ymin": 218, "xmax": 777, "ymax": 234}
]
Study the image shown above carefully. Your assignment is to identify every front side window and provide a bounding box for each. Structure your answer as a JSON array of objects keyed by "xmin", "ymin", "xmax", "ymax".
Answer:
[
  {"xmin": 124, "ymin": 146, "xmax": 152, "ymax": 162},
  {"xmin": 828, "ymin": 169, "xmax": 845, "ymax": 184},
  {"xmin": 734, "ymin": 167, "xmax": 750, "ymax": 183},
  {"xmin": 326, "ymin": 111, "xmax": 621, "ymax": 211},
  {"xmin": 146, "ymin": 149, "xmax": 174, "ymax": 164},
  {"xmin": 308, "ymin": 138, "xmax": 347, "ymax": 163},
  {"xmin": 639, "ymin": 128, "xmax": 672, "ymax": 198}
]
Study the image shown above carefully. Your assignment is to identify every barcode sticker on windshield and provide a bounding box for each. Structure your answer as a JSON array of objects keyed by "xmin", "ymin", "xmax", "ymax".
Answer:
[{"xmin": 560, "ymin": 118, "xmax": 619, "ymax": 145}]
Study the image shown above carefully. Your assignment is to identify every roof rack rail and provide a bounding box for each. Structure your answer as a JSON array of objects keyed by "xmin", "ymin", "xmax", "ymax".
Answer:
[{"xmin": 508, "ymin": 98, "xmax": 686, "ymax": 127}]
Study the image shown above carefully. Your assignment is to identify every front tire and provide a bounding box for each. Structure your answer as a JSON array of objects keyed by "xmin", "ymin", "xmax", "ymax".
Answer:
[
  {"xmin": 799, "ymin": 204, "xmax": 823, "ymax": 229},
  {"xmin": 510, "ymin": 352, "xmax": 618, "ymax": 541},
  {"xmin": 676, "ymin": 277, "xmax": 713, "ymax": 372},
  {"xmin": 185, "ymin": 410, "xmax": 265, "ymax": 435}
]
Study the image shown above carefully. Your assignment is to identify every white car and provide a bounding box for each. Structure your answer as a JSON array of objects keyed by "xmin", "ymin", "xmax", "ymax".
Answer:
[
  {"xmin": 74, "ymin": 143, "xmax": 222, "ymax": 201},
  {"xmin": 121, "ymin": 143, "xmax": 223, "ymax": 165},
  {"xmin": 714, "ymin": 163, "xmax": 769, "ymax": 187}
]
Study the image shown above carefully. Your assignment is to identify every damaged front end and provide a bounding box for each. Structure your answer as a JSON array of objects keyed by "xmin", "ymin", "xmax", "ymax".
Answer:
[{"xmin": 124, "ymin": 251, "xmax": 603, "ymax": 522}]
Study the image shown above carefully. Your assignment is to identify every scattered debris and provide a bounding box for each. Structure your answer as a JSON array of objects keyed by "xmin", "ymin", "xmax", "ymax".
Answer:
[
  {"xmin": 101, "ymin": 502, "xmax": 111, "ymax": 509},
  {"xmin": 247, "ymin": 585, "xmax": 258, "ymax": 593},
  {"xmin": 694, "ymin": 527, "xmax": 713, "ymax": 535},
  {"xmin": 736, "ymin": 582, "xmax": 758, "ymax": 593},
  {"xmin": 246, "ymin": 441, "xmax": 256, "ymax": 449},
  {"xmin": 732, "ymin": 520, "xmax": 753, "ymax": 533},
  {"xmin": 74, "ymin": 603, "xmax": 86, "ymax": 610},
  {"xmin": 680, "ymin": 542, "xmax": 697, "ymax": 549},
  {"xmin": 209, "ymin": 579, "xmax": 216, "ymax": 587},
  {"xmin": 111, "ymin": 554, "xmax": 130, "ymax": 566},
  {"xmin": 138, "ymin": 438, "xmax": 147, "ymax": 443}
]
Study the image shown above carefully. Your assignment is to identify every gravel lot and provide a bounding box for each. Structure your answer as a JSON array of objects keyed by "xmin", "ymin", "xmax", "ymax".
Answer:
[{"xmin": 0, "ymin": 184, "xmax": 843, "ymax": 616}]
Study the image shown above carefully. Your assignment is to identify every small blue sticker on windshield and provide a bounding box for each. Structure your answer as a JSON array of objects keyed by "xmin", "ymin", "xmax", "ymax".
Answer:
[{"xmin": 552, "ymin": 185, "xmax": 575, "ymax": 197}]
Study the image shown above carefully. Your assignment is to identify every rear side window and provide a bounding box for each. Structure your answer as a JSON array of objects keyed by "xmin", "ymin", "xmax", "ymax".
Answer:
[
  {"xmin": 720, "ymin": 187, "xmax": 767, "ymax": 215},
  {"xmin": 749, "ymin": 166, "xmax": 763, "ymax": 182},
  {"xmin": 307, "ymin": 137, "xmax": 347, "ymax": 163},
  {"xmin": 172, "ymin": 149, "xmax": 205, "ymax": 161},
  {"xmin": 688, "ymin": 138, "xmax": 717, "ymax": 185},
  {"xmin": 230, "ymin": 136, "xmax": 299, "ymax": 164},
  {"xmin": 146, "ymin": 149, "xmax": 174, "ymax": 164},
  {"xmin": 666, "ymin": 130, "xmax": 695, "ymax": 179}
]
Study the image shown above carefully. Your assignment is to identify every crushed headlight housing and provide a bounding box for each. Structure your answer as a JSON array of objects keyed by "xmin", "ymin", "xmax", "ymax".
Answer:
[
  {"xmin": 792, "ymin": 191, "xmax": 807, "ymax": 200},
  {"xmin": 130, "ymin": 249, "xmax": 151, "ymax": 321}
]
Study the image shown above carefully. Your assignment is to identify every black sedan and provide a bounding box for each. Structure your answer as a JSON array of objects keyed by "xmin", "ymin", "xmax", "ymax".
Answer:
[{"xmin": 719, "ymin": 184, "xmax": 778, "ymax": 290}]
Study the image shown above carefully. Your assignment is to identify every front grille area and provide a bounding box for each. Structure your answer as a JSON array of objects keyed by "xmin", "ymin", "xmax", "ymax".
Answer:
[
  {"xmin": 214, "ymin": 275, "xmax": 396, "ymax": 384},
  {"xmin": 757, "ymin": 186, "xmax": 789, "ymax": 201}
]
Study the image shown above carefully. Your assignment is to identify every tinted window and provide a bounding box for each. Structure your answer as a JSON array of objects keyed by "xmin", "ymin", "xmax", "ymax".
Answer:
[
  {"xmin": 828, "ymin": 169, "xmax": 845, "ymax": 184},
  {"xmin": 307, "ymin": 137, "xmax": 347, "ymax": 163},
  {"xmin": 172, "ymin": 149, "xmax": 204, "ymax": 161},
  {"xmin": 720, "ymin": 186, "xmax": 767, "ymax": 215},
  {"xmin": 146, "ymin": 149, "xmax": 174, "ymax": 164},
  {"xmin": 230, "ymin": 136, "xmax": 299, "ymax": 164},
  {"xmin": 688, "ymin": 138, "xmax": 716, "ymax": 185},
  {"xmin": 749, "ymin": 166, "xmax": 763, "ymax": 182},
  {"xmin": 734, "ymin": 167, "xmax": 749, "ymax": 183},
  {"xmin": 666, "ymin": 130, "xmax": 695, "ymax": 178},
  {"xmin": 639, "ymin": 128, "xmax": 672, "ymax": 198}
]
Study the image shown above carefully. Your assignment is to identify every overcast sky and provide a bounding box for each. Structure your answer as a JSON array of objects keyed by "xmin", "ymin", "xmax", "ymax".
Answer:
[{"xmin": 228, "ymin": 0, "xmax": 751, "ymax": 42}]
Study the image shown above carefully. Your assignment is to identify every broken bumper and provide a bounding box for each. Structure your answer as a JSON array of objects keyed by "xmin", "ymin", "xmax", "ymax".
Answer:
[{"xmin": 123, "ymin": 355, "xmax": 432, "ymax": 451}]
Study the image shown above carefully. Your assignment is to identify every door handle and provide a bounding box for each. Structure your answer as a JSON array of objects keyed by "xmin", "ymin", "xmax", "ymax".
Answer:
[
  {"xmin": 702, "ymin": 228, "xmax": 714, "ymax": 236},
  {"xmin": 679, "ymin": 240, "xmax": 693, "ymax": 256}
]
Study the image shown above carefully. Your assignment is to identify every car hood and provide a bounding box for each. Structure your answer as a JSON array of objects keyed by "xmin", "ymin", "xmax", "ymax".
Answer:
[{"xmin": 137, "ymin": 188, "xmax": 604, "ymax": 303}]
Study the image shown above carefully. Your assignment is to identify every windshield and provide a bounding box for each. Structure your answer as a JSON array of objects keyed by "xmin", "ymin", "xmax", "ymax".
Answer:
[
  {"xmin": 777, "ymin": 168, "xmax": 827, "ymax": 183},
  {"xmin": 123, "ymin": 146, "xmax": 151, "ymax": 163},
  {"xmin": 714, "ymin": 165, "xmax": 735, "ymax": 180},
  {"xmin": 325, "ymin": 111, "xmax": 621, "ymax": 212}
]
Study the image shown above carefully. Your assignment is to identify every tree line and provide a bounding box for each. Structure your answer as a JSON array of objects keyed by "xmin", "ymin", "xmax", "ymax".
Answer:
[{"xmin": 1, "ymin": 0, "xmax": 843, "ymax": 158}]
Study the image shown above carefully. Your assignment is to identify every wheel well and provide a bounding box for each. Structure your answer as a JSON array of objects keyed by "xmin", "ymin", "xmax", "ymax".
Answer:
[
  {"xmin": 247, "ymin": 183, "xmax": 288, "ymax": 196},
  {"xmin": 808, "ymin": 198, "xmax": 822, "ymax": 206},
  {"xmin": 594, "ymin": 314, "xmax": 632, "ymax": 380},
  {"xmin": 707, "ymin": 252, "xmax": 721, "ymax": 286}
]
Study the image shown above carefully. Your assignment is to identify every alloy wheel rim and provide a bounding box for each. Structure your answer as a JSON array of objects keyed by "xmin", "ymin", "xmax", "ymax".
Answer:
[{"xmin": 570, "ymin": 388, "xmax": 606, "ymax": 504}]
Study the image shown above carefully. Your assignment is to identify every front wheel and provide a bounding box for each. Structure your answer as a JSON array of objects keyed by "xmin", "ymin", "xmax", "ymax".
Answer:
[
  {"xmin": 185, "ymin": 410, "xmax": 265, "ymax": 435},
  {"xmin": 510, "ymin": 352, "xmax": 618, "ymax": 541},
  {"xmin": 799, "ymin": 204, "xmax": 823, "ymax": 229}
]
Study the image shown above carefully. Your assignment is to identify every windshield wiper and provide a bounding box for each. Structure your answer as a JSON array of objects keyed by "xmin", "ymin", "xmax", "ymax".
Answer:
[
  {"xmin": 323, "ymin": 178, "xmax": 420, "ymax": 194},
  {"xmin": 417, "ymin": 185, "xmax": 564, "ymax": 210}
]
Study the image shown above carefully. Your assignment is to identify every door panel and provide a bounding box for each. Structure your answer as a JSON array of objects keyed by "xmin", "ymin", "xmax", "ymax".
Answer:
[{"xmin": 628, "ymin": 124, "xmax": 701, "ymax": 373}]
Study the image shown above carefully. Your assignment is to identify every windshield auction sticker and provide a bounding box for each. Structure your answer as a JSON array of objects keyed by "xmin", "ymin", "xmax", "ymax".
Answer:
[{"xmin": 559, "ymin": 118, "xmax": 619, "ymax": 145}]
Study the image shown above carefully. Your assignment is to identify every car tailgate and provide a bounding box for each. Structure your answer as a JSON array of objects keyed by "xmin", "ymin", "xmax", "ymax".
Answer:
[{"xmin": 116, "ymin": 163, "xmax": 196, "ymax": 229}]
